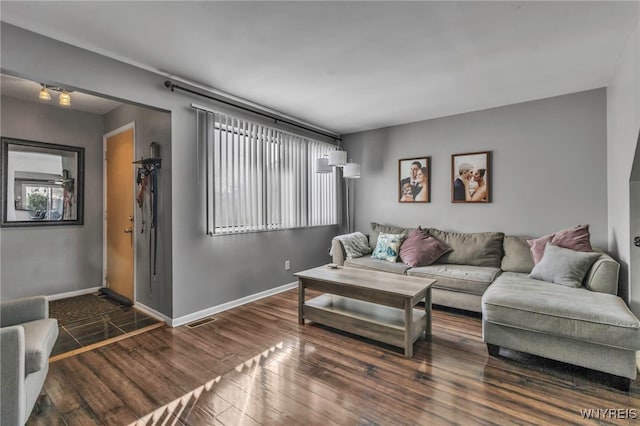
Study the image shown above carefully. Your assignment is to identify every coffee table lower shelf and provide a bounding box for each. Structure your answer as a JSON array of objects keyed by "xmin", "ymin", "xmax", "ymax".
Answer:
[{"xmin": 304, "ymin": 294, "xmax": 427, "ymax": 352}]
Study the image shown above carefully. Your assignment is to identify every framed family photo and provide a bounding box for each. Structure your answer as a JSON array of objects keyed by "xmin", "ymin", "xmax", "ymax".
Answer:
[
  {"xmin": 398, "ymin": 157, "xmax": 430, "ymax": 203},
  {"xmin": 451, "ymin": 151, "xmax": 491, "ymax": 203}
]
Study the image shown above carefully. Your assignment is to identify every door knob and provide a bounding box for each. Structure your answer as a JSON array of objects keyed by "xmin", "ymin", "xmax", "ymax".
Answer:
[
  {"xmin": 634, "ymin": 236, "xmax": 640, "ymax": 247},
  {"xmin": 124, "ymin": 228, "xmax": 133, "ymax": 233}
]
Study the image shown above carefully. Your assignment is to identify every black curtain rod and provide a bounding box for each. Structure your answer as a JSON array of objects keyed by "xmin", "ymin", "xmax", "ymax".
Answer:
[{"xmin": 164, "ymin": 80, "xmax": 341, "ymax": 141}]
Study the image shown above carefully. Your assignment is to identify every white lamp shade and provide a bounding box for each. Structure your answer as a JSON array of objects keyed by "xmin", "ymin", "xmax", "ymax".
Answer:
[
  {"xmin": 343, "ymin": 162, "xmax": 361, "ymax": 179},
  {"xmin": 315, "ymin": 157, "xmax": 332, "ymax": 173},
  {"xmin": 328, "ymin": 150, "xmax": 347, "ymax": 166}
]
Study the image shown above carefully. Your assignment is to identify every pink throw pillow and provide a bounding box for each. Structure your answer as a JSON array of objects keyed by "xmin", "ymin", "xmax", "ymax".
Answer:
[
  {"xmin": 399, "ymin": 228, "xmax": 451, "ymax": 267},
  {"xmin": 552, "ymin": 224, "xmax": 593, "ymax": 252},
  {"xmin": 527, "ymin": 225, "xmax": 593, "ymax": 264},
  {"xmin": 527, "ymin": 234, "xmax": 554, "ymax": 264}
]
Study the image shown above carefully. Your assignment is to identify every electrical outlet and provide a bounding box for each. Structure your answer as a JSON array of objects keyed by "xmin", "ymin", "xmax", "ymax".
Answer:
[{"xmin": 285, "ymin": 260, "xmax": 290, "ymax": 270}]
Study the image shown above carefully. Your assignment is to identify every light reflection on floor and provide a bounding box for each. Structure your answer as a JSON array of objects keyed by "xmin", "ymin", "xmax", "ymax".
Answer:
[{"xmin": 129, "ymin": 341, "xmax": 285, "ymax": 426}]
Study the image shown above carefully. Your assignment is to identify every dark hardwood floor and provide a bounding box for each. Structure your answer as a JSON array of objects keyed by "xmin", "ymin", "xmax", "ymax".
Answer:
[{"xmin": 29, "ymin": 289, "xmax": 639, "ymax": 425}]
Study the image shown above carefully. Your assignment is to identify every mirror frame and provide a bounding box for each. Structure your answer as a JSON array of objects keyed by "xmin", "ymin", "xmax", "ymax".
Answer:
[{"xmin": 1, "ymin": 137, "xmax": 85, "ymax": 227}]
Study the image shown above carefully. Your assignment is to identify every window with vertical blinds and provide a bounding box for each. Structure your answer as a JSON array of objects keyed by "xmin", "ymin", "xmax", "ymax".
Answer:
[{"xmin": 196, "ymin": 109, "xmax": 338, "ymax": 235}]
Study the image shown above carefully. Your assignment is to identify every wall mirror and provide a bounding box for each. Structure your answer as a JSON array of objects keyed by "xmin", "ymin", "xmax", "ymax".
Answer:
[{"xmin": 1, "ymin": 137, "xmax": 84, "ymax": 227}]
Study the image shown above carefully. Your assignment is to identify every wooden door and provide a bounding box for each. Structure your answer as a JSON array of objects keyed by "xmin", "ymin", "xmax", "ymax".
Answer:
[{"xmin": 106, "ymin": 128, "xmax": 134, "ymax": 301}]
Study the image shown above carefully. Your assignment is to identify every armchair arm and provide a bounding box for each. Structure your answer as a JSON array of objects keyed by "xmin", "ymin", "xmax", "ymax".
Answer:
[
  {"xmin": 0, "ymin": 296, "xmax": 48, "ymax": 327},
  {"xmin": 1, "ymin": 326, "xmax": 26, "ymax": 426},
  {"xmin": 331, "ymin": 238, "xmax": 346, "ymax": 266},
  {"xmin": 584, "ymin": 250, "xmax": 620, "ymax": 295}
]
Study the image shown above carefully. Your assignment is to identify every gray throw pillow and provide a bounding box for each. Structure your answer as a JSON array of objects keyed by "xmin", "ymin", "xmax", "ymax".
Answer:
[
  {"xmin": 529, "ymin": 244, "xmax": 600, "ymax": 288},
  {"xmin": 334, "ymin": 232, "xmax": 372, "ymax": 259}
]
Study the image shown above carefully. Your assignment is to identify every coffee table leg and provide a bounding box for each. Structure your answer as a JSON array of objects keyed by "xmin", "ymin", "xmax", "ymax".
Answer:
[
  {"xmin": 404, "ymin": 299, "xmax": 413, "ymax": 357},
  {"xmin": 298, "ymin": 279, "xmax": 305, "ymax": 325},
  {"xmin": 425, "ymin": 287, "xmax": 432, "ymax": 338}
]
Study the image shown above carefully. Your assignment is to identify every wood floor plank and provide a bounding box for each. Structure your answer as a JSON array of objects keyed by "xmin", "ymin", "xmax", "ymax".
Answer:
[
  {"xmin": 29, "ymin": 288, "xmax": 639, "ymax": 426},
  {"xmin": 63, "ymin": 407, "xmax": 106, "ymax": 426},
  {"xmin": 80, "ymin": 350, "xmax": 159, "ymax": 417},
  {"xmin": 58, "ymin": 356, "xmax": 138, "ymax": 425}
]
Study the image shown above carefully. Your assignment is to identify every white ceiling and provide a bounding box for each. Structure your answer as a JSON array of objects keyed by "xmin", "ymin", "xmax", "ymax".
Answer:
[{"xmin": 1, "ymin": 1, "xmax": 638, "ymax": 134}]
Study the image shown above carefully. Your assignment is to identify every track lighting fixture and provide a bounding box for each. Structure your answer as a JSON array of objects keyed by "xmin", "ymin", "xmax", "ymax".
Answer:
[
  {"xmin": 38, "ymin": 85, "xmax": 51, "ymax": 101},
  {"xmin": 58, "ymin": 90, "xmax": 71, "ymax": 106},
  {"xmin": 38, "ymin": 84, "xmax": 73, "ymax": 106}
]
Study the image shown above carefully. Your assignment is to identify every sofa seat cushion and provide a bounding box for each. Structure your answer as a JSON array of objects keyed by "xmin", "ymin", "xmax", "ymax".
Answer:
[
  {"xmin": 344, "ymin": 256, "xmax": 411, "ymax": 275},
  {"xmin": 483, "ymin": 272, "xmax": 640, "ymax": 350},
  {"xmin": 407, "ymin": 264, "xmax": 501, "ymax": 295},
  {"xmin": 22, "ymin": 318, "xmax": 58, "ymax": 374}
]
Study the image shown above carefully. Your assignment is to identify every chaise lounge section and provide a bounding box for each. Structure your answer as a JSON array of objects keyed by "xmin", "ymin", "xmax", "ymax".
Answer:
[{"xmin": 482, "ymin": 272, "xmax": 640, "ymax": 391}]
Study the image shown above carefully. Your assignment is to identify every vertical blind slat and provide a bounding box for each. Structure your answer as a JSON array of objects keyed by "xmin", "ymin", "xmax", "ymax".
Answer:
[
  {"xmin": 252, "ymin": 122, "xmax": 257, "ymax": 230},
  {"xmin": 244, "ymin": 118, "xmax": 248, "ymax": 233},
  {"xmin": 212, "ymin": 114, "xmax": 222, "ymax": 232}
]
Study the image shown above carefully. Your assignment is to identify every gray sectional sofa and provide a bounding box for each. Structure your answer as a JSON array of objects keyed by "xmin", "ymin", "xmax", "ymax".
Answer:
[{"xmin": 330, "ymin": 223, "xmax": 640, "ymax": 391}]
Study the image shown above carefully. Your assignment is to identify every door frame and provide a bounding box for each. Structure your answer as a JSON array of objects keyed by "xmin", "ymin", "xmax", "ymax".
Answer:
[{"xmin": 103, "ymin": 122, "xmax": 137, "ymax": 303}]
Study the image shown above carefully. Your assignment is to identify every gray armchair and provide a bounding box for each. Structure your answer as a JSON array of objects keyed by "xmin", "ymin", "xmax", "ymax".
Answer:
[{"xmin": 1, "ymin": 296, "xmax": 58, "ymax": 425}]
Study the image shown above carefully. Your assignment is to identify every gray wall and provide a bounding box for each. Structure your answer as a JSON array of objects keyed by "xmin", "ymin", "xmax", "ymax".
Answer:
[
  {"xmin": 608, "ymin": 18, "xmax": 640, "ymax": 312},
  {"xmin": 0, "ymin": 96, "xmax": 104, "ymax": 299},
  {"xmin": 1, "ymin": 24, "xmax": 338, "ymax": 318},
  {"xmin": 342, "ymin": 89, "xmax": 608, "ymax": 249},
  {"xmin": 104, "ymin": 104, "xmax": 172, "ymax": 317}
]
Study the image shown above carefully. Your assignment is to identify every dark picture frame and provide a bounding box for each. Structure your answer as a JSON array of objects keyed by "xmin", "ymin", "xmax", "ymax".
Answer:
[
  {"xmin": 451, "ymin": 151, "xmax": 491, "ymax": 203},
  {"xmin": 1, "ymin": 137, "xmax": 85, "ymax": 227},
  {"xmin": 398, "ymin": 157, "xmax": 430, "ymax": 203}
]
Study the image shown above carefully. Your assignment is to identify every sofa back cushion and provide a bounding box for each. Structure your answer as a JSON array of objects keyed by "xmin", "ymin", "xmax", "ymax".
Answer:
[
  {"xmin": 501, "ymin": 235, "xmax": 535, "ymax": 273},
  {"xmin": 369, "ymin": 222, "xmax": 411, "ymax": 251},
  {"xmin": 428, "ymin": 228, "xmax": 504, "ymax": 267}
]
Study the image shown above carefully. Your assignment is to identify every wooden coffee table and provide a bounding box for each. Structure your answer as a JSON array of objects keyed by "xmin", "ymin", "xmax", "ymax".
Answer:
[{"xmin": 295, "ymin": 265, "xmax": 435, "ymax": 357}]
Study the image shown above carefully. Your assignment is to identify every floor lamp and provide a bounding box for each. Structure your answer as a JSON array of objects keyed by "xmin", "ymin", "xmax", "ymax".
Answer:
[
  {"xmin": 315, "ymin": 148, "xmax": 360, "ymax": 233},
  {"xmin": 343, "ymin": 162, "xmax": 361, "ymax": 233}
]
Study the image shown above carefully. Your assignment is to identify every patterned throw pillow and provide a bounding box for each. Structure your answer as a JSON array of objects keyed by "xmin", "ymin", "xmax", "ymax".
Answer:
[
  {"xmin": 369, "ymin": 222, "xmax": 410, "ymax": 251},
  {"xmin": 371, "ymin": 232, "xmax": 405, "ymax": 263},
  {"xmin": 333, "ymin": 232, "xmax": 372, "ymax": 259}
]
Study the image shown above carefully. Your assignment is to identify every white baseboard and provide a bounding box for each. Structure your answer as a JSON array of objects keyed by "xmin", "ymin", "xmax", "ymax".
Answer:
[
  {"xmin": 134, "ymin": 302, "xmax": 172, "ymax": 325},
  {"xmin": 171, "ymin": 282, "xmax": 297, "ymax": 327},
  {"xmin": 48, "ymin": 286, "xmax": 102, "ymax": 301}
]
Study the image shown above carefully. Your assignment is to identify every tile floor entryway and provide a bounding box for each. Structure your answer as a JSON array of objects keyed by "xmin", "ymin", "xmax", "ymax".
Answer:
[{"xmin": 50, "ymin": 294, "xmax": 163, "ymax": 357}]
